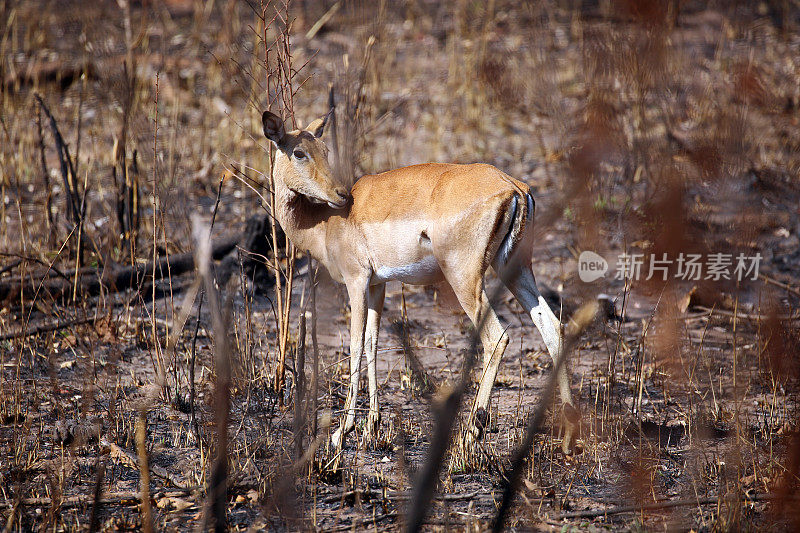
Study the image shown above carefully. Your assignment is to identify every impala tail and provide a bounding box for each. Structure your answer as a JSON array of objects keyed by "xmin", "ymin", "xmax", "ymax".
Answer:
[{"xmin": 494, "ymin": 190, "xmax": 535, "ymax": 268}]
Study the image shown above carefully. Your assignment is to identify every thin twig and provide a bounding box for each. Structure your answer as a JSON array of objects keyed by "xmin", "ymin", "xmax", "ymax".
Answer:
[
  {"xmin": 135, "ymin": 414, "xmax": 154, "ymax": 533},
  {"xmin": 88, "ymin": 461, "xmax": 106, "ymax": 533},
  {"xmin": 34, "ymin": 93, "xmax": 82, "ymax": 252},
  {"xmin": 294, "ymin": 311, "xmax": 307, "ymax": 459},
  {"xmin": 304, "ymin": 1, "xmax": 340, "ymax": 40},
  {"xmin": 34, "ymin": 105, "xmax": 54, "ymax": 231},
  {"xmin": 308, "ymin": 254, "xmax": 320, "ymax": 438},
  {"xmin": 759, "ymin": 273, "xmax": 800, "ymax": 298}
]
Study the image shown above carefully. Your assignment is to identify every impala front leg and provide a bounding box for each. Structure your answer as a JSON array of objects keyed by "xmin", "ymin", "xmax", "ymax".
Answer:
[
  {"xmin": 365, "ymin": 283, "xmax": 385, "ymax": 441},
  {"xmin": 331, "ymin": 277, "xmax": 369, "ymax": 451}
]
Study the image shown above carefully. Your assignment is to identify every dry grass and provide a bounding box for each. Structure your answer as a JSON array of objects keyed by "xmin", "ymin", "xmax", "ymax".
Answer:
[{"xmin": 1, "ymin": 0, "xmax": 799, "ymax": 530}]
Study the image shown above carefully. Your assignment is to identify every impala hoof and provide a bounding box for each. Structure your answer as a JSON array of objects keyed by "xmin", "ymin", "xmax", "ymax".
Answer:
[
  {"xmin": 331, "ymin": 427, "xmax": 345, "ymax": 450},
  {"xmin": 460, "ymin": 426, "xmax": 478, "ymax": 454},
  {"xmin": 459, "ymin": 407, "xmax": 488, "ymax": 455},
  {"xmin": 474, "ymin": 407, "xmax": 489, "ymax": 437},
  {"xmin": 463, "ymin": 406, "xmax": 488, "ymax": 444}
]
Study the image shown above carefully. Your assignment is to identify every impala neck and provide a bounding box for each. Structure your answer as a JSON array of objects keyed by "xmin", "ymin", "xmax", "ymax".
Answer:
[{"xmin": 271, "ymin": 177, "xmax": 336, "ymax": 264}]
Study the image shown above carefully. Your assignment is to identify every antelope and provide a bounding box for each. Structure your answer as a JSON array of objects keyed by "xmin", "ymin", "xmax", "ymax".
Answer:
[{"xmin": 260, "ymin": 110, "xmax": 580, "ymax": 454}]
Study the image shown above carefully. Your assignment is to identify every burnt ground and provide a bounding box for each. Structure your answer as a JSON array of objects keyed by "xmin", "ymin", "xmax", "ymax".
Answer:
[{"xmin": 1, "ymin": 0, "xmax": 800, "ymax": 531}]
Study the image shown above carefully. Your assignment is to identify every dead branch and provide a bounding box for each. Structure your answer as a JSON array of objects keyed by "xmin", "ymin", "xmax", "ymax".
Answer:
[
  {"xmin": 33, "ymin": 94, "xmax": 81, "ymax": 229},
  {"xmin": 0, "ymin": 259, "xmax": 22, "ymax": 277},
  {"xmin": 0, "ymin": 490, "xmax": 193, "ymax": 510},
  {"xmin": 326, "ymin": 512, "xmax": 398, "ymax": 532},
  {"xmin": 0, "ymin": 314, "xmax": 103, "ymax": 341},
  {"xmin": 553, "ymin": 493, "xmax": 800, "ymax": 520},
  {"xmin": 101, "ymin": 437, "xmax": 192, "ymax": 490},
  {"xmin": 88, "ymin": 461, "xmax": 106, "ymax": 533},
  {"xmin": 0, "ymin": 236, "xmax": 238, "ymax": 305},
  {"xmin": 193, "ymin": 216, "xmax": 232, "ymax": 533}
]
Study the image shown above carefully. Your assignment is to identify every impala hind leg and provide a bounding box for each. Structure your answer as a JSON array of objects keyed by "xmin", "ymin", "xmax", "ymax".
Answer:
[
  {"xmin": 447, "ymin": 275, "xmax": 509, "ymax": 443},
  {"xmin": 469, "ymin": 291, "xmax": 510, "ymax": 440},
  {"xmin": 331, "ymin": 279, "xmax": 369, "ymax": 451},
  {"xmin": 365, "ymin": 283, "xmax": 385, "ymax": 440},
  {"xmin": 501, "ymin": 267, "xmax": 579, "ymax": 454}
]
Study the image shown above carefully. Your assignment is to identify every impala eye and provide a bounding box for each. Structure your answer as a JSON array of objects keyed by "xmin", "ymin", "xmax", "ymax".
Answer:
[{"xmin": 293, "ymin": 149, "xmax": 307, "ymax": 160}]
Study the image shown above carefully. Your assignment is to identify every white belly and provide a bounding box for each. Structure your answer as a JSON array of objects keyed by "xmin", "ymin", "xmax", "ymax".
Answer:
[{"xmin": 374, "ymin": 255, "xmax": 442, "ymax": 284}]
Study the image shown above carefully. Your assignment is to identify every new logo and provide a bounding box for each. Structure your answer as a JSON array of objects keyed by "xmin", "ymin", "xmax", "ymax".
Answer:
[{"xmin": 578, "ymin": 251, "xmax": 608, "ymax": 282}]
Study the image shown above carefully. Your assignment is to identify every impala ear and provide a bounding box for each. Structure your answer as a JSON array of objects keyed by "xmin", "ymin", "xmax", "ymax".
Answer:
[
  {"xmin": 306, "ymin": 115, "xmax": 328, "ymax": 138},
  {"xmin": 262, "ymin": 111, "xmax": 286, "ymax": 146}
]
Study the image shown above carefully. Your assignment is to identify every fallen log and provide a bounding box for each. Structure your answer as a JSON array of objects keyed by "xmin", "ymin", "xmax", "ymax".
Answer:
[
  {"xmin": 0, "ymin": 314, "xmax": 103, "ymax": 342},
  {"xmin": 0, "ymin": 236, "xmax": 238, "ymax": 305},
  {"xmin": 0, "ymin": 489, "xmax": 194, "ymax": 510}
]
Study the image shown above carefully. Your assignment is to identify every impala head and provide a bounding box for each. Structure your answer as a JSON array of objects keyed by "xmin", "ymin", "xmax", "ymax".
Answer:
[{"xmin": 261, "ymin": 110, "xmax": 350, "ymax": 209}]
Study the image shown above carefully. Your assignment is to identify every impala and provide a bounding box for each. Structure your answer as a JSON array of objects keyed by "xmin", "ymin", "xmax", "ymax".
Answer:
[{"xmin": 261, "ymin": 110, "xmax": 579, "ymax": 454}]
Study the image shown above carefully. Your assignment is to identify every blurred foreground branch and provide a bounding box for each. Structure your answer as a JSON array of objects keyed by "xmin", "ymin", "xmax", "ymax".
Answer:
[
  {"xmin": 492, "ymin": 301, "xmax": 599, "ymax": 532},
  {"xmin": 193, "ymin": 216, "xmax": 233, "ymax": 533}
]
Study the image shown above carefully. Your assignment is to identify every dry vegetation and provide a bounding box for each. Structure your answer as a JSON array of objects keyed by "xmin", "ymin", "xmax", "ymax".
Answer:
[{"xmin": 1, "ymin": 0, "xmax": 800, "ymax": 530}]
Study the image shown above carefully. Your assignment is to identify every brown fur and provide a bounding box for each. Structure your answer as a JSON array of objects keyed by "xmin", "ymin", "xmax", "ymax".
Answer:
[{"xmin": 260, "ymin": 110, "xmax": 577, "ymax": 455}]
